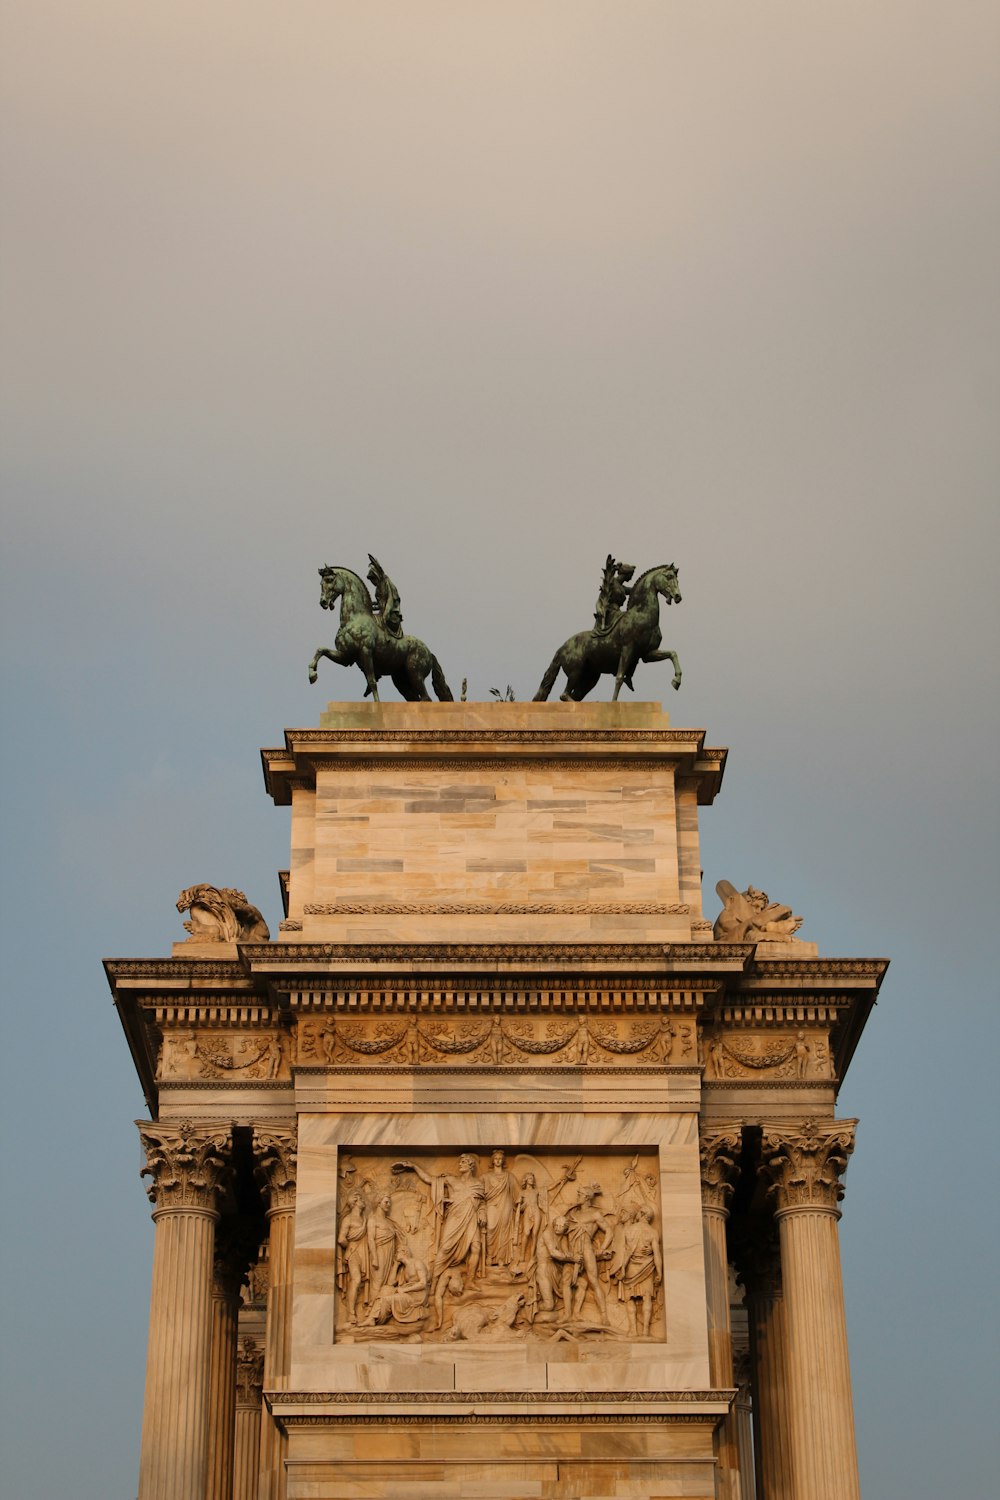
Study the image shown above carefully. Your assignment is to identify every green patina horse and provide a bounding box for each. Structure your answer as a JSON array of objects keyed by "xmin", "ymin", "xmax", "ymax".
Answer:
[
  {"xmin": 308, "ymin": 563, "xmax": 453, "ymax": 702},
  {"xmin": 533, "ymin": 563, "xmax": 682, "ymax": 702}
]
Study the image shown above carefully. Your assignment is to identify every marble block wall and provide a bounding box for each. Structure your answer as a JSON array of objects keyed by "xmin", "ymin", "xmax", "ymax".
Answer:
[{"xmin": 265, "ymin": 701, "xmax": 725, "ymax": 943}]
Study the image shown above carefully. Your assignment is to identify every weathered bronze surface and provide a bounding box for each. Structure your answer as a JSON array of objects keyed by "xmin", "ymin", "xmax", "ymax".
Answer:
[
  {"xmin": 534, "ymin": 559, "xmax": 682, "ymax": 702},
  {"xmin": 308, "ymin": 556, "xmax": 453, "ymax": 702}
]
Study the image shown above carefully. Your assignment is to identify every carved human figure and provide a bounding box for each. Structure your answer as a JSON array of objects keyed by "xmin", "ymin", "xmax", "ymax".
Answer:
[
  {"xmin": 482, "ymin": 1150, "xmax": 520, "ymax": 1267},
  {"xmin": 367, "ymin": 1196, "xmax": 406, "ymax": 1299},
  {"xmin": 535, "ymin": 1215, "xmax": 579, "ymax": 1318},
  {"xmin": 795, "ymin": 1030, "xmax": 812, "ymax": 1078},
  {"xmin": 362, "ymin": 1252, "xmax": 430, "ymax": 1328},
  {"xmin": 515, "ymin": 1173, "xmax": 545, "ymax": 1264},
  {"xmin": 575, "ymin": 1017, "xmax": 590, "ymax": 1065},
  {"xmin": 336, "ymin": 1191, "xmax": 370, "ymax": 1324},
  {"xmin": 405, "ymin": 1015, "xmax": 420, "ymax": 1064},
  {"xmin": 394, "ymin": 1155, "xmax": 488, "ymax": 1330},
  {"xmin": 264, "ymin": 1033, "xmax": 285, "ymax": 1079},
  {"xmin": 706, "ymin": 1034, "xmax": 724, "ymax": 1078},
  {"xmin": 657, "ymin": 1016, "xmax": 677, "ymax": 1062},
  {"xmin": 609, "ymin": 1205, "xmax": 663, "ymax": 1337},
  {"xmin": 489, "ymin": 1014, "xmax": 504, "ymax": 1064},
  {"xmin": 565, "ymin": 1183, "xmax": 613, "ymax": 1321},
  {"xmin": 320, "ymin": 1022, "xmax": 337, "ymax": 1064}
]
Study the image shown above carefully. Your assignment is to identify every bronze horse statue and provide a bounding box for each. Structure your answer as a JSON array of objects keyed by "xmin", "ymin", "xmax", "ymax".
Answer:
[
  {"xmin": 534, "ymin": 563, "xmax": 682, "ymax": 702},
  {"xmin": 308, "ymin": 560, "xmax": 453, "ymax": 702}
]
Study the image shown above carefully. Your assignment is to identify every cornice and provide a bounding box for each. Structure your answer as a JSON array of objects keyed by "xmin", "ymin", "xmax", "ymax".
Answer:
[{"xmin": 267, "ymin": 1387, "xmax": 734, "ymax": 1408}]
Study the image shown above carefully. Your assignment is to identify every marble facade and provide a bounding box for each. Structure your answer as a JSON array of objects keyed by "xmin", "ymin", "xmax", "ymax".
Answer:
[{"xmin": 107, "ymin": 702, "xmax": 886, "ymax": 1499}]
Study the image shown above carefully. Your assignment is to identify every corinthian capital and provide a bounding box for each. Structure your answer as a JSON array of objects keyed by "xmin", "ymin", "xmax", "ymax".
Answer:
[
  {"xmin": 761, "ymin": 1118, "xmax": 857, "ymax": 1216},
  {"xmin": 253, "ymin": 1127, "xmax": 297, "ymax": 1212},
  {"xmin": 699, "ymin": 1129, "xmax": 743, "ymax": 1213},
  {"xmin": 137, "ymin": 1119, "xmax": 231, "ymax": 1213},
  {"xmin": 235, "ymin": 1337, "xmax": 264, "ymax": 1407}
]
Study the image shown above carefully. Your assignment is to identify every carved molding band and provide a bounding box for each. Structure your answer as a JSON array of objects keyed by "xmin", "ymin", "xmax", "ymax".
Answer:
[
  {"xmin": 138, "ymin": 1119, "xmax": 231, "ymax": 1214},
  {"xmin": 303, "ymin": 901, "xmax": 691, "ymax": 916},
  {"xmin": 761, "ymin": 1118, "xmax": 857, "ymax": 1216}
]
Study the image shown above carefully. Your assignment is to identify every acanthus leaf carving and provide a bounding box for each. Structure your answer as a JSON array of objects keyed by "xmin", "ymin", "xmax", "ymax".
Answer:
[
  {"xmin": 254, "ymin": 1128, "xmax": 297, "ymax": 1212},
  {"xmin": 699, "ymin": 1130, "xmax": 743, "ymax": 1213},
  {"xmin": 138, "ymin": 1119, "xmax": 231, "ymax": 1213},
  {"xmin": 761, "ymin": 1118, "xmax": 856, "ymax": 1215},
  {"xmin": 235, "ymin": 1337, "xmax": 264, "ymax": 1406}
]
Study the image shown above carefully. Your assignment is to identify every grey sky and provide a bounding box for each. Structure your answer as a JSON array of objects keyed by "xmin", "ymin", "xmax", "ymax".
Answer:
[{"xmin": 2, "ymin": 3, "xmax": 998, "ymax": 1494}]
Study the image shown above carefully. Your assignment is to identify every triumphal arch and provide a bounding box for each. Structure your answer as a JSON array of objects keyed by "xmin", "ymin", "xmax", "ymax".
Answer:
[{"xmin": 107, "ymin": 561, "xmax": 886, "ymax": 1500}]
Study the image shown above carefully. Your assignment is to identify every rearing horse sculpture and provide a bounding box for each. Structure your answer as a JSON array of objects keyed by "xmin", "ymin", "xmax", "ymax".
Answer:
[
  {"xmin": 533, "ymin": 563, "xmax": 682, "ymax": 702},
  {"xmin": 308, "ymin": 561, "xmax": 454, "ymax": 702}
]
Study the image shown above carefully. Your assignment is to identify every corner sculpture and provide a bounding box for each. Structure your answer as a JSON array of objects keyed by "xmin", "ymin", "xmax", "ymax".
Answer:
[
  {"xmin": 308, "ymin": 555, "xmax": 454, "ymax": 702},
  {"xmin": 713, "ymin": 880, "xmax": 804, "ymax": 942},
  {"xmin": 534, "ymin": 556, "xmax": 683, "ymax": 702},
  {"xmin": 175, "ymin": 885, "xmax": 270, "ymax": 943}
]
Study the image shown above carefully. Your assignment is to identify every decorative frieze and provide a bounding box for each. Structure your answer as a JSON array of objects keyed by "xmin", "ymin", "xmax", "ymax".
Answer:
[
  {"xmin": 295, "ymin": 1012, "xmax": 696, "ymax": 1068},
  {"xmin": 138, "ymin": 1120, "xmax": 231, "ymax": 1213},
  {"xmin": 761, "ymin": 1119, "xmax": 856, "ymax": 1216},
  {"xmin": 157, "ymin": 1030, "xmax": 291, "ymax": 1082},
  {"xmin": 703, "ymin": 1029, "xmax": 832, "ymax": 1080}
]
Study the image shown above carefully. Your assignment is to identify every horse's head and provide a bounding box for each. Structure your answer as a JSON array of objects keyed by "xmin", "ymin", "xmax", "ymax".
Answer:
[
  {"xmin": 628, "ymin": 563, "xmax": 682, "ymax": 609},
  {"xmin": 654, "ymin": 563, "xmax": 681, "ymax": 606},
  {"xmin": 318, "ymin": 565, "xmax": 344, "ymax": 610}
]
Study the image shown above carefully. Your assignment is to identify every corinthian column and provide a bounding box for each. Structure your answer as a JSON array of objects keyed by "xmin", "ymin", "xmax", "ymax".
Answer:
[
  {"xmin": 736, "ymin": 1223, "xmax": 794, "ymax": 1500},
  {"xmin": 761, "ymin": 1119, "xmax": 859, "ymax": 1500},
  {"xmin": 233, "ymin": 1337, "xmax": 264, "ymax": 1500},
  {"xmin": 700, "ymin": 1131, "xmax": 743, "ymax": 1500},
  {"xmin": 254, "ymin": 1129, "xmax": 297, "ymax": 1500},
  {"xmin": 206, "ymin": 1227, "xmax": 251, "ymax": 1500},
  {"xmin": 137, "ymin": 1120, "xmax": 231, "ymax": 1500}
]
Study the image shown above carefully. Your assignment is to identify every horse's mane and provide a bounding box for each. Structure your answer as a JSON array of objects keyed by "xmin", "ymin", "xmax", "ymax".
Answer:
[
  {"xmin": 626, "ymin": 562, "xmax": 677, "ymax": 606},
  {"xmin": 320, "ymin": 565, "xmax": 374, "ymax": 612}
]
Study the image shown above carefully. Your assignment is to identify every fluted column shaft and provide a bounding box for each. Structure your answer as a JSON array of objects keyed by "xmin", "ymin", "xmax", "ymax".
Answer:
[
  {"xmin": 206, "ymin": 1255, "xmax": 243, "ymax": 1500},
  {"xmin": 137, "ymin": 1122, "xmax": 231, "ymax": 1500},
  {"xmin": 744, "ymin": 1251, "xmax": 793, "ymax": 1500},
  {"xmin": 763, "ymin": 1120, "xmax": 860, "ymax": 1500},
  {"xmin": 700, "ymin": 1132, "xmax": 742, "ymax": 1500},
  {"xmin": 733, "ymin": 1367, "xmax": 756, "ymax": 1500},
  {"xmin": 255, "ymin": 1131, "xmax": 297, "ymax": 1500},
  {"xmin": 234, "ymin": 1339, "xmax": 264, "ymax": 1500}
]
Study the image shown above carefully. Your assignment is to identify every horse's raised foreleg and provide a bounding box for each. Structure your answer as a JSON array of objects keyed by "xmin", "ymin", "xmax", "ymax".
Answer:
[
  {"xmin": 308, "ymin": 647, "xmax": 351, "ymax": 685},
  {"xmin": 641, "ymin": 648, "xmax": 682, "ymax": 690}
]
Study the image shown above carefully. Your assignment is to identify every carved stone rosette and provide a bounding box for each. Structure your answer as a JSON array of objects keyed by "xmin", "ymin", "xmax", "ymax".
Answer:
[
  {"xmin": 761, "ymin": 1118, "xmax": 856, "ymax": 1218},
  {"xmin": 699, "ymin": 1130, "xmax": 742, "ymax": 1215},
  {"xmin": 138, "ymin": 1120, "xmax": 231, "ymax": 1216}
]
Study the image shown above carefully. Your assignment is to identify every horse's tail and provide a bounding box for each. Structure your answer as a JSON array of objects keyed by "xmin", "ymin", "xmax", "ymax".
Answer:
[
  {"xmin": 533, "ymin": 651, "xmax": 562, "ymax": 702},
  {"xmin": 430, "ymin": 655, "xmax": 454, "ymax": 701}
]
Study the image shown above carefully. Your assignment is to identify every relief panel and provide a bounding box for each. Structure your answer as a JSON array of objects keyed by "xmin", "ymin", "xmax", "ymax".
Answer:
[{"xmin": 334, "ymin": 1148, "xmax": 665, "ymax": 1345}]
